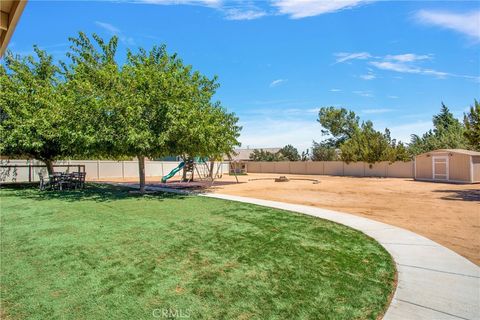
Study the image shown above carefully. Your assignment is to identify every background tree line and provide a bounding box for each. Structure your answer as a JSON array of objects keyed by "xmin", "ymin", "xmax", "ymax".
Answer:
[
  {"xmin": 0, "ymin": 33, "xmax": 241, "ymax": 192},
  {"xmin": 250, "ymin": 101, "xmax": 479, "ymax": 163},
  {"xmin": 249, "ymin": 145, "xmax": 309, "ymax": 162}
]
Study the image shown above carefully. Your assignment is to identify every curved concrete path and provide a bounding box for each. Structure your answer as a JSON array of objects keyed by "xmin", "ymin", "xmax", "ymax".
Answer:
[{"xmin": 202, "ymin": 193, "xmax": 480, "ymax": 320}]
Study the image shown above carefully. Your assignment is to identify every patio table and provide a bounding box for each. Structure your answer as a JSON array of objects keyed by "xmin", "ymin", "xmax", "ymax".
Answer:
[{"xmin": 45, "ymin": 172, "xmax": 86, "ymax": 190}]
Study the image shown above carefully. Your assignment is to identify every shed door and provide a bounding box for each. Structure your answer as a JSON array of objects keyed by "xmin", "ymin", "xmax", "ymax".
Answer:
[{"xmin": 432, "ymin": 156, "xmax": 449, "ymax": 181}]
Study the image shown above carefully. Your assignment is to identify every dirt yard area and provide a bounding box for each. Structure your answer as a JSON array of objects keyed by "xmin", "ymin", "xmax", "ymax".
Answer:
[{"xmin": 99, "ymin": 173, "xmax": 479, "ymax": 265}]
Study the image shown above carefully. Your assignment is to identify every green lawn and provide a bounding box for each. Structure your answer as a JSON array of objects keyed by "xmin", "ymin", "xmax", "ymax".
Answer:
[{"xmin": 0, "ymin": 184, "xmax": 395, "ymax": 320}]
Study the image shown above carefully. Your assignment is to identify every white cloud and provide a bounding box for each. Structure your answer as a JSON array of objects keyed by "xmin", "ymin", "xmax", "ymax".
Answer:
[
  {"xmin": 414, "ymin": 10, "xmax": 480, "ymax": 42},
  {"xmin": 136, "ymin": 0, "xmax": 269, "ymax": 20},
  {"xmin": 385, "ymin": 53, "xmax": 432, "ymax": 62},
  {"xmin": 224, "ymin": 8, "xmax": 267, "ymax": 20},
  {"xmin": 370, "ymin": 60, "xmax": 449, "ymax": 78},
  {"xmin": 329, "ymin": 88, "xmax": 342, "ymax": 92},
  {"xmin": 360, "ymin": 73, "xmax": 375, "ymax": 80},
  {"xmin": 370, "ymin": 61, "xmax": 419, "ymax": 73},
  {"xmin": 273, "ymin": 0, "xmax": 372, "ymax": 19},
  {"xmin": 270, "ymin": 79, "xmax": 287, "ymax": 87},
  {"xmin": 95, "ymin": 21, "xmax": 135, "ymax": 45},
  {"xmin": 334, "ymin": 52, "xmax": 371, "ymax": 63},
  {"xmin": 353, "ymin": 90, "xmax": 374, "ymax": 97},
  {"xmin": 95, "ymin": 21, "xmax": 120, "ymax": 34},
  {"xmin": 387, "ymin": 95, "xmax": 399, "ymax": 99},
  {"xmin": 132, "ymin": 0, "xmax": 376, "ymax": 20},
  {"xmin": 362, "ymin": 108, "xmax": 393, "ymax": 114},
  {"xmin": 334, "ymin": 51, "xmax": 479, "ymax": 81},
  {"xmin": 307, "ymin": 107, "xmax": 320, "ymax": 114}
]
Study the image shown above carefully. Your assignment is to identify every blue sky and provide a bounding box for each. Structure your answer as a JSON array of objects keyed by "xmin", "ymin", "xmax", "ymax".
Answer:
[{"xmin": 8, "ymin": 0, "xmax": 480, "ymax": 151}]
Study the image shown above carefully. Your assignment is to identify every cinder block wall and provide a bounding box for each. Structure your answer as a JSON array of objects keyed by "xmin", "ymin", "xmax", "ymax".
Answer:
[{"xmin": 246, "ymin": 161, "xmax": 414, "ymax": 178}]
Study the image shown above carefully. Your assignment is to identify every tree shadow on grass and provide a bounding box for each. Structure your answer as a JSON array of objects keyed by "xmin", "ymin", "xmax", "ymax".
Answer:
[
  {"xmin": 0, "ymin": 182, "xmax": 188, "ymax": 203},
  {"xmin": 433, "ymin": 189, "xmax": 480, "ymax": 202}
]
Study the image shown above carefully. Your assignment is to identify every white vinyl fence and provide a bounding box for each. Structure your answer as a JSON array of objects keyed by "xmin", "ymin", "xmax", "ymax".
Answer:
[{"xmin": 0, "ymin": 159, "xmax": 229, "ymax": 183}]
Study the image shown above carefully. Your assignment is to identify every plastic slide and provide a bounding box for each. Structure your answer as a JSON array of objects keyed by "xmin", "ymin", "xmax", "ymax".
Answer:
[{"xmin": 161, "ymin": 162, "xmax": 185, "ymax": 183}]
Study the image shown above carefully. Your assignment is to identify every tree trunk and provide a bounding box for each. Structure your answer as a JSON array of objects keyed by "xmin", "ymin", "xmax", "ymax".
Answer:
[
  {"xmin": 181, "ymin": 157, "xmax": 188, "ymax": 182},
  {"xmin": 209, "ymin": 160, "xmax": 215, "ymax": 178},
  {"xmin": 181, "ymin": 168, "xmax": 187, "ymax": 182},
  {"xmin": 138, "ymin": 156, "xmax": 146, "ymax": 193},
  {"xmin": 44, "ymin": 159, "xmax": 55, "ymax": 175}
]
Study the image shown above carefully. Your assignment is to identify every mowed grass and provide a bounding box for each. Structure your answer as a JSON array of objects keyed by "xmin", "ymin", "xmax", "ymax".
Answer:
[{"xmin": 0, "ymin": 184, "xmax": 395, "ymax": 320}]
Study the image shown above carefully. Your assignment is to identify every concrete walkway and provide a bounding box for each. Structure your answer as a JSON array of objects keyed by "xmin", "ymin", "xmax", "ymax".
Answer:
[
  {"xmin": 202, "ymin": 193, "xmax": 480, "ymax": 320},
  {"xmin": 109, "ymin": 183, "xmax": 479, "ymax": 319}
]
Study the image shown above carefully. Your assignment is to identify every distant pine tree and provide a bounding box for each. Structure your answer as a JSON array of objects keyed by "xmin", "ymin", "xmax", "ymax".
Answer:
[
  {"xmin": 464, "ymin": 99, "xmax": 480, "ymax": 151},
  {"xmin": 408, "ymin": 102, "xmax": 468, "ymax": 155}
]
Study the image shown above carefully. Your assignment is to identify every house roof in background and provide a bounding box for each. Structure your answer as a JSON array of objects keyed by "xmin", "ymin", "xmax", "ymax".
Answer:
[{"xmin": 227, "ymin": 148, "xmax": 282, "ymax": 161}]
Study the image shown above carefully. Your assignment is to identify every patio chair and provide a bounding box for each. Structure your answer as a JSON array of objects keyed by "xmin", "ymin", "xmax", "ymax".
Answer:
[
  {"xmin": 79, "ymin": 172, "xmax": 86, "ymax": 189},
  {"xmin": 71, "ymin": 172, "xmax": 86, "ymax": 189},
  {"xmin": 48, "ymin": 173, "xmax": 69, "ymax": 191},
  {"xmin": 38, "ymin": 172, "xmax": 51, "ymax": 191},
  {"xmin": 59, "ymin": 173, "xmax": 74, "ymax": 190}
]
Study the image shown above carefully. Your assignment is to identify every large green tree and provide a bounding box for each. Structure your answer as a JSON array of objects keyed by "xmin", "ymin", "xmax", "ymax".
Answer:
[
  {"xmin": 2, "ymin": 33, "xmax": 239, "ymax": 190},
  {"xmin": 316, "ymin": 107, "xmax": 409, "ymax": 163},
  {"xmin": 311, "ymin": 141, "xmax": 338, "ymax": 161},
  {"xmin": 0, "ymin": 48, "xmax": 71, "ymax": 174},
  {"xmin": 409, "ymin": 103, "xmax": 468, "ymax": 155},
  {"xmin": 163, "ymin": 70, "xmax": 240, "ymax": 180},
  {"xmin": 279, "ymin": 144, "xmax": 300, "ymax": 161},
  {"xmin": 340, "ymin": 122, "xmax": 410, "ymax": 163},
  {"xmin": 317, "ymin": 107, "xmax": 359, "ymax": 147},
  {"xmin": 248, "ymin": 145, "xmax": 301, "ymax": 162},
  {"xmin": 62, "ymin": 33, "xmax": 122, "ymax": 160},
  {"xmin": 65, "ymin": 33, "xmax": 240, "ymax": 192},
  {"xmin": 249, "ymin": 149, "xmax": 285, "ymax": 161},
  {"xmin": 463, "ymin": 99, "xmax": 480, "ymax": 151},
  {"xmin": 66, "ymin": 34, "xmax": 175, "ymax": 191},
  {"xmin": 197, "ymin": 104, "xmax": 241, "ymax": 178}
]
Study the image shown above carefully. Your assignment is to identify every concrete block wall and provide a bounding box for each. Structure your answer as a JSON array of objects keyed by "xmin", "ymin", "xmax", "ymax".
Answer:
[
  {"xmin": 324, "ymin": 162, "xmax": 344, "ymax": 176},
  {"xmin": 246, "ymin": 161, "xmax": 414, "ymax": 178}
]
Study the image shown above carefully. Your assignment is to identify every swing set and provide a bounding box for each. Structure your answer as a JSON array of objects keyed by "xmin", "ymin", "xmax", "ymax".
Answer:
[{"xmin": 161, "ymin": 157, "xmax": 238, "ymax": 186}]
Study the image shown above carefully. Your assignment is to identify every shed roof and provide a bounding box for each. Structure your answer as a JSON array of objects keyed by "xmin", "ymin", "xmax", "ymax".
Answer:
[{"xmin": 419, "ymin": 149, "xmax": 480, "ymax": 156}]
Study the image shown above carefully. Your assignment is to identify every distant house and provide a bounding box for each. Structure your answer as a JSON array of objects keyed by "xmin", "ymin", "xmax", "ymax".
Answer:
[
  {"xmin": 415, "ymin": 149, "xmax": 480, "ymax": 184},
  {"xmin": 226, "ymin": 148, "xmax": 282, "ymax": 161},
  {"xmin": 225, "ymin": 148, "xmax": 281, "ymax": 175}
]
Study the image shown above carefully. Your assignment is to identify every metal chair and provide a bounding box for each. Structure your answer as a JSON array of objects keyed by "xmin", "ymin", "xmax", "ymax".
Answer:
[
  {"xmin": 38, "ymin": 172, "xmax": 51, "ymax": 191},
  {"xmin": 70, "ymin": 172, "xmax": 86, "ymax": 189},
  {"xmin": 71, "ymin": 172, "xmax": 86, "ymax": 189},
  {"xmin": 78, "ymin": 172, "xmax": 86, "ymax": 189},
  {"xmin": 59, "ymin": 173, "xmax": 73, "ymax": 190}
]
